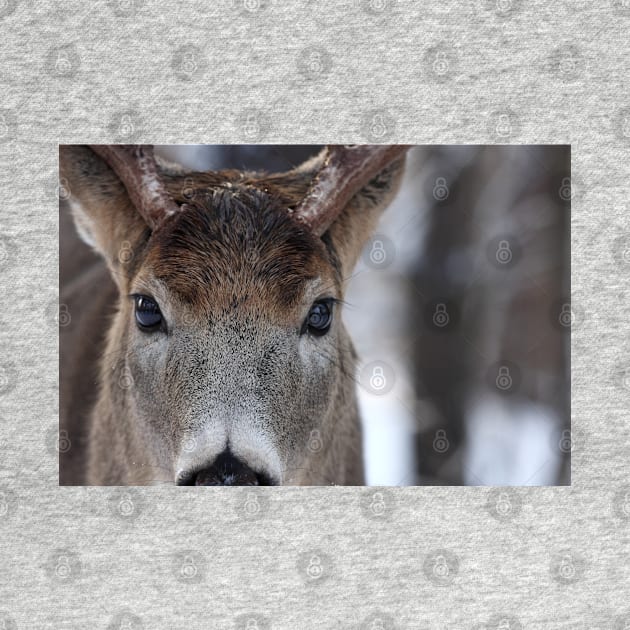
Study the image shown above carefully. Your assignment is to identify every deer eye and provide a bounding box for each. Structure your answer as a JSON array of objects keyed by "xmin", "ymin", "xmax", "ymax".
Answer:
[
  {"xmin": 305, "ymin": 299, "xmax": 333, "ymax": 336},
  {"xmin": 133, "ymin": 295, "xmax": 163, "ymax": 331}
]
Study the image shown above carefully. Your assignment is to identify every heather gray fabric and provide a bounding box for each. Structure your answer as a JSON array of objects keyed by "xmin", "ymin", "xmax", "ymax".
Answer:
[{"xmin": 0, "ymin": 1, "xmax": 629, "ymax": 628}]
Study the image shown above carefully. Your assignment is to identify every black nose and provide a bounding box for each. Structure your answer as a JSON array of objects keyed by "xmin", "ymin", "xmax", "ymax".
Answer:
[{"xmin": 192, "ymin": 450, "xmax": 270, "ymax": 486}]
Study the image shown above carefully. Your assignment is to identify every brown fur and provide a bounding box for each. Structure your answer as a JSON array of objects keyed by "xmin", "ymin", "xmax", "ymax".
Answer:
[{"xmin": 59, "ymin": 146, "xmax": 406, "ymax": 485}]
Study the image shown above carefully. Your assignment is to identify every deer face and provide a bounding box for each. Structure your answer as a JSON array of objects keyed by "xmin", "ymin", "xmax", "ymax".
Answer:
[
  {"xmin": 60, "ymin": 145, "xmax": 407, "ymax": 485},
  {"xmin": 117, "ymin": 193, "xmax": 346, "ymax": 485}
]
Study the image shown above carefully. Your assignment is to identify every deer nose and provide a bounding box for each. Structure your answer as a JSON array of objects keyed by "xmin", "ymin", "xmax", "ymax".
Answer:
[{"xmin": 191, "ymin": 450, "xmax": 270, "ymax": 486}]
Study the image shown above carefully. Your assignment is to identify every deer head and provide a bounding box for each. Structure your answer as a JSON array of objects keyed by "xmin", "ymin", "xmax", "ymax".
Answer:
[{"xmin": 60, "ymin": 144, "xmax": 408, "ymax": 485}]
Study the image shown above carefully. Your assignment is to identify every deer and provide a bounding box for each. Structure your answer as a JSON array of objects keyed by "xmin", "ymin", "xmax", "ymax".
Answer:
[{"xmin": 59, "ymin": 144, "xmax": 409, "ymax": 486}]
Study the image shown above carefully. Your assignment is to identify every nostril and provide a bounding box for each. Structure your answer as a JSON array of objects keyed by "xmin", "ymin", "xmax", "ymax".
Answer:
[{"xmin": 189, "ymin": 450, "xmax": 271, "ymax": 486}]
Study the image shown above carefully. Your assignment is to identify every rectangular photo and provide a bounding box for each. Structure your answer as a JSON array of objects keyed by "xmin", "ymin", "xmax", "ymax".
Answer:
[{"xmin": 59, "ymin": 145, "xmax": 570, "ymax": 486}]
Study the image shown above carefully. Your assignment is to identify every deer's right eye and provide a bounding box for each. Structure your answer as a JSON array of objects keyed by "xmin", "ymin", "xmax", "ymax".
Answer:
[{"xmin": 133, "ymin": 295, "xmax": 163, "ymax": 331}]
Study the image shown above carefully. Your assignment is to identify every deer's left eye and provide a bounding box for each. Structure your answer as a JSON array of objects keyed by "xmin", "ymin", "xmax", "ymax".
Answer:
[
  {"xmin": 305, "ymin": 300, "xmax": 333, "ymax": 336},
  {"xmin": 134, "ymin": 295, "xmax": 163, "ymax": 331}
]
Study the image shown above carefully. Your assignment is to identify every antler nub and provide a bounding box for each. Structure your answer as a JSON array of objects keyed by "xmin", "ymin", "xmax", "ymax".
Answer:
[
  {"xmin": 89, "ymin": 144, "xmax": 181, "ymax": 229},
  {"xmin": 294, "ymin": 145, "xmax": 410, "ymax": 236}
]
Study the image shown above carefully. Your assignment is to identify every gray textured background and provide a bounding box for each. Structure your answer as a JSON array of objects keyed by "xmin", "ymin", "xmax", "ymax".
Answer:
[{"xmin": 0, "ymin": 0, "xmax": 629, "ymax": 628}]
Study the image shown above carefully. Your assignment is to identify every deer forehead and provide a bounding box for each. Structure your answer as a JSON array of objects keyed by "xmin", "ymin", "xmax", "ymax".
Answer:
[{"xmin": 135, "ymin": 195, "xmax": 340, "ymax": 320}]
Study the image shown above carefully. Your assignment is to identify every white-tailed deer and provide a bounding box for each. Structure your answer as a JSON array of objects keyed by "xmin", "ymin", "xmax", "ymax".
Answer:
[{"xmin": 59, "ymin": 144, "xmax": 408, "ymax": 485}]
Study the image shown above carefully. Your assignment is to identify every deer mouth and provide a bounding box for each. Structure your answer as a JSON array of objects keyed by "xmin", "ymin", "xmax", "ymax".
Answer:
[{"xmin": 176, "ymin": 449, "xmax": 275, "ymax": 486}]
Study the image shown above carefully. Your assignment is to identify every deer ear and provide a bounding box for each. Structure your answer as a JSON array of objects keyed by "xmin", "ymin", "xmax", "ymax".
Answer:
[
  {"xmin": 319, "ymin": 156, "xmax": 406, "ymax": 274},
  {"xmin": 59, "ymin": 145, "xmax": 150, "ymax": 282}
]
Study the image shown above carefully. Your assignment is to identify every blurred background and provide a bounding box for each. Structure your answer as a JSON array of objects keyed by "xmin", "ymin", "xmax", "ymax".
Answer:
[{"xmin": 156, "ymin": 145, "xmax": 571, "ymax": 486}]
